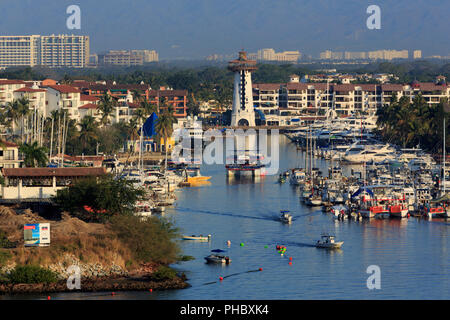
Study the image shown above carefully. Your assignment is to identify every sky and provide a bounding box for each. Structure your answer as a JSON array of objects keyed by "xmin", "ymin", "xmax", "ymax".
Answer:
[{"xmin": 0, "ymin": 0, "xmax": 449, "ymax": 59}]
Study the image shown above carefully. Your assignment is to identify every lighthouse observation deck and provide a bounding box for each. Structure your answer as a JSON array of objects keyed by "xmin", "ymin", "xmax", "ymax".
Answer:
[{"xmin": 228, "ymin": 51, "xmax": 257, "ymax": 72}]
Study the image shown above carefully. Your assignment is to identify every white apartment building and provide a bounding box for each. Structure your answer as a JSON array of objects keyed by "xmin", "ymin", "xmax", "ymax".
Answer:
[
  {"xmin": 320, "ymin": 49, "xmax": 409, "ymax": 60},
  {"xmin": 255, "ymin": 49, "xmax": 301, "ymax": 62},
  {"xmin": 0, "ymin": 35, "xmax": 89, "ymax": 68},
  {"xmin": 13, "ymin": 86, "xmax": 47, "ymax": 116},
  {"xmin": 45, "ymin": 85, "xmax": 82, "ymax": 121},
  {"xmin": 0, "ymin": 80, "xmax": 27, "ymax": 106},
  {"xmin": 0, "ymin": 141, "xmax": 22, "ymax": 169}
]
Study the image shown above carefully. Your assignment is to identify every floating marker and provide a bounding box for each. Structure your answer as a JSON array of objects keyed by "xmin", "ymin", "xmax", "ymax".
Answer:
[
  {"xmin": 264, "ymin": 245, "xmax": 268, "ymax": 248},
  {"xmin": 289, "ymin": 262, "xmax": 292, "ymax": 265},
  {"xmin": 259, "ymin": 268, "xmax": 263, "ymax": 271},
  {"xmin": 289, "ymin": 257, "xmax": 293, "ymax": 261},
  {"xmin": 111, "ymin": 292, "xmax": 116, "ymax": 296},
  {"xmin": 240, "ymin": 243, "xmax": 244, "ymax": 247},
  {"xmin": 47, "ymin": 296, "xmax": 51, "ymax": 300},
  {"xmin": 219, "ymin": 277, "xmax": 223, "ymax": 281},
  {"xmin": 149, "ymin": 289, "xmax": 153, "ymax": 292}
]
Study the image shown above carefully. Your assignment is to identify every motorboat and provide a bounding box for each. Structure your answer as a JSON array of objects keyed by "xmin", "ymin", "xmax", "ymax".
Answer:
[
  {"xmin": 182, "ymin": 234, "xmax": 211, "ymax": 241},
  {"xmin": 280, "ymin": 210, "xmax": 292, "ymax": 224},
  {"xmin": 204, "ymin": 254, "xmax": 231, "ymax": 264},
  {"xmin": 315, "ymin": 234, "xmax": 344, "ymax": 249},
  {"xmin": 389, "ymin": 204, "xmax": 409, "ymax": 218}
]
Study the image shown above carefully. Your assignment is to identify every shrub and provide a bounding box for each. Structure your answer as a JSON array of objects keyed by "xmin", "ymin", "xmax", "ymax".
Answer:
[
  {"xmin": 0, "ymin": 229, "xmax": 16, "ymax": 248},
  {"xmin": 8, "ymin": 265, "xmax": 59, "ymax": 284},
  {"xmin": 151, "ymin": 266, "xmax": 177, "ymax": 281},
  {"xmin": 110, "ymin": 214, "xmax": 180, "ymax": 264},
  {"xmin": 0, "ymin": 250, "xmax": 11, "ymax": 266},
  {"xmin": 53, "ymin": 175, "xmax": 145, "ymax": 222}
]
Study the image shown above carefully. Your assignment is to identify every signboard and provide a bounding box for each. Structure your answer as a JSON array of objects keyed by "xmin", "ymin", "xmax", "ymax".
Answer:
[{"xmin": 24, "ymin": 223, "xmax": 50, "ymax": 247}]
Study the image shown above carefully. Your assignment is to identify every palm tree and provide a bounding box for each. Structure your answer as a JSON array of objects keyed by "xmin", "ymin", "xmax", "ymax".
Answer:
[
  {"xmin": 78, "ymin": 116, "xmax": 99, "ymax": 153},
  {"xmin": 19, "ymin": 141, "xmax": 48, "ymax": 167},
  {"xmin": 140, "ymin": 100, "xmax": 157, "ymax": 117},
  {"xmin": 155, "ymin": 107, "xmax": 176, "ymax": 170},
  {"xmin": 97, "ymin": 93, "xmax": 116, "ymax": 126},
  {"xmin": 5, "ymin": 100, "xmax": 20, "ymax": 135},
  {"xmin": 17, "ymin": 97, "xmax": 31, "ymax": 142}
]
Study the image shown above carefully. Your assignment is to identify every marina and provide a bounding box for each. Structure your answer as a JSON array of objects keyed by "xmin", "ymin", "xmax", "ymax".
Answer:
[{"xmin": 21, "ymin": 135, "xmax": 449, "ymax": 300}]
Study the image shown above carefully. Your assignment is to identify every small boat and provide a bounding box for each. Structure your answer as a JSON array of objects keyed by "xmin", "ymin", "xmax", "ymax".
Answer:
[
  {"xmin": 389, "ymin": 204, "xmax": 409, "ymax": 218},
  {"xmin": 315, "ymin": 234, "xmax": 344, "ymax": 249},
  {"xmin": 204, "ymin": 254, "xmax": 231, "ymax": 264},
  {"xmin": 306, "ymin": 195, "xmax": 322, "ymax": 206},
  {"xmin": 280, "ymin": 210, "xmax": 292, "ymax": 224},
  {"xmin": 278, "ymin": 175, "xmax": 286, "ymax": 183},
  {"xmin": 182, "ymin": 234, "xmax": 211, "ymax": 241},
  {"xmin": 186, "ymin": 175, "xmax": 211, "ymax": 184}
]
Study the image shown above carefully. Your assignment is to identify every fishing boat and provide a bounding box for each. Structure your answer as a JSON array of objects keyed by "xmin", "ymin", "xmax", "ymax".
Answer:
[
  {"xmin": 315, "ymin": 234, "xmax": 344, "ymax": 249},
  {"xmin": 182, "ymin": 234, "xmax": 211, "ymax": 241},
  {"xmin": 280, "ymin": 210, "xmax": 292, "ymax": 224},
  {"xmin": 205, "ymin": 251, "xmax": 231, "ymax": 264}
]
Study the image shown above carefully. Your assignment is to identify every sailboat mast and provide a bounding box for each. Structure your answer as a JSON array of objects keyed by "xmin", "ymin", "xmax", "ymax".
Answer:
[{"xmin": 444, "ymin": 117, "xmax": 446, "ymax": 194}]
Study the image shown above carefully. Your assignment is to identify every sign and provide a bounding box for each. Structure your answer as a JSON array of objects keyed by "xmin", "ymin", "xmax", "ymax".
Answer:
[{"xmin": 24, "ymin": 223, "xmax": 50, "ymax": 247}]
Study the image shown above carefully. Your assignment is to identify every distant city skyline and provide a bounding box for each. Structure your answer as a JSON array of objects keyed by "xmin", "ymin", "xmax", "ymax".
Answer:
[{"xmin": 0, "ymin": 0, "xmax": 449, "ymax": 60}]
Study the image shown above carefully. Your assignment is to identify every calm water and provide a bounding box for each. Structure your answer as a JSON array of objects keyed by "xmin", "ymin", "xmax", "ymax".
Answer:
[{"xmin": 5, "ymin": 135, "xmax": 449, "ymax": 300}]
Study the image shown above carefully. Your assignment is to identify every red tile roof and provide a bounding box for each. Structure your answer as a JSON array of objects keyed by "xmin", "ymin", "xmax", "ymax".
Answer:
[
  {"xmin": 46, "ymin": 85, "xmax": 81, "ymax": 94},
  {"xmin": 0, "ymin": 140, "xmax": 18, "ymax": 148},
  {"xmin": 14, "ymin": 87, "xmax": 46, "ymax": 93},
  {"xmin": 0, "ymin": 80, "xmax": 26, "ymax": 85},
  {"xmin": 80, "ymin": 94, "xmax": 99, "ymax": 101},
  {"xmin": 78, "ymin": 103, "xmax": 98, "ymax": 110},
  {"xmin": 2, "ymin": 167, "xmax": 107, "ymax": 177},
  {"xmin": 253, "ymin": 83, "xmax": 282, "ymax": 91}
]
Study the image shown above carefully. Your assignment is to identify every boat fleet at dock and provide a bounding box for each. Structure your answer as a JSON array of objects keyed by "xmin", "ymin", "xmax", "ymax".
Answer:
[{"xmin": 283, "ymin": 114, "xmax": 450, "ymax": 220}]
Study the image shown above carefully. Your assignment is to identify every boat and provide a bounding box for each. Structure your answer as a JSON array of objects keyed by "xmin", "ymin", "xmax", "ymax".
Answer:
[
  {"xmin": 204, "ymin": 254, "xmax": 231, "ymax": 264},
  {"xmin": 315, "ymin": 234, "xmax": 344, "ymax": 249},
  {"xmin": 278, "ymin": 174, "xmax": 286, "ymax": 183},
  {"xmin": 280, "ymin": 210, "xmax": 292, "ymax": 224},
  {"xmin": 182, "ymin": 234, "xmax": 211, "ymax": 241},
  {"xmin": 389, "ymin": 204, "xmax": 409, "ymax": 218},
  {"xmin": 186, "ymin": 175, "xmax": 211, "ymax": 184}
]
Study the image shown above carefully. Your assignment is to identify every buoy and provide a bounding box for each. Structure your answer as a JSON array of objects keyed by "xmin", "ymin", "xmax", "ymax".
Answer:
[
  {"xmin": 240, "ymin": 243, "xmax": 244, "ymax": 247},
  {"xmin": 289, "ymin": 257, "xmax": 292, "ymax": 261},
  {"xmin": 149, "ymin": 289, "xmax": 153, "ymax": 292},
  {"xmin": 289, "ymin": 262, "xmax": 292, "ymax": 265},
  {"xmin": 219, "ymin": 277, "xmax": 223, "ymax": 281},
  {"xmin": 259, "ymin": 268, "xmax": 263, "ymax": 271},
  {"xmin": 47, "ymin": 296, "xmax": 51, "ymax": 300},
  {"xmin": 227, "ymin": 240, "xmax": 231, "ymax": 246},
  {"xmin": 111, "ymin": 292, "xmax": 116, "ymax": 296},
  {"xmin": 264, "ymin": 245, "xmax": 268, "ymax": 248}
]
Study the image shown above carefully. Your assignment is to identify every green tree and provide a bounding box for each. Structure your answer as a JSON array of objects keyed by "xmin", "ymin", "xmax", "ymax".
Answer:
[
  {"xmin": 155, "ymin": 106, "xmax": 176, "ymax": 169},
  {"xmin": 19, "ymin": 141, "xmax": 48, "ymax": 167},
  {"xmin": 77, "ymin": 116, "xmax": 99, "ymax": 154},
  {"xmin": 97, "ymin": 93, "xmax": 117, "ymax": 126}
]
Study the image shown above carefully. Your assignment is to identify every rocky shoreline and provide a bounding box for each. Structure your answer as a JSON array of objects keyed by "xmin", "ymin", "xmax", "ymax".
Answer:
[{"xmin": 0, "ymin": 275, "xmax": 190, "ymax": 294}]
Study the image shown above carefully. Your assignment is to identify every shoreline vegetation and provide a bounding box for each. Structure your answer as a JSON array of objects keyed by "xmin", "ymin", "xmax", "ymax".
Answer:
[{"xmin": 0, "ymin": 176, "xmax": 190, "ymax": 294}]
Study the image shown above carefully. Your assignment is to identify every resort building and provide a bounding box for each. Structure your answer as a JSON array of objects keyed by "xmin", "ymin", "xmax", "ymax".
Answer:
[
  {"xmin": 0, "ymin": 35, "xmax": 89, "ymax": 68},
  {"xmin": 44, "ymin": 85, "xmax": 82, "ymax": 120},
  {"xmin": 252, "ymin": 78, "xmax": 450, "ymax": 121},
  {"xmin": 0, "ymin": 79, "xmax": 27, "ymax": 106},
  {"xmin": 0, "ymin": 141, "xmax": 21, "ymax": 169}
]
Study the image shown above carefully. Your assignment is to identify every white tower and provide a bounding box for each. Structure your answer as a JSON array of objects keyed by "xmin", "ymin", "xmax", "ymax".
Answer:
[{"xmin": 229, "ymin": 51, "xmax": 256, "ymax": 127}]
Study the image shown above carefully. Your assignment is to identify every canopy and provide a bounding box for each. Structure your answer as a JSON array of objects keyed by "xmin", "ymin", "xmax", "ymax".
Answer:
[
  {"xmin": 253, "ymin": 107, "xmax": 266, "ymax": 121},
  {"xmin": 211, "ymin": 249, "xmax": 226, "ymax": 253},
  {"xmin": 139, "ymin": 112, "xmax": 158, "ymax": 138},
  {"xmin": 351, "ymin": 187, "xmax": 374, "ymax": 198},
  {"xmin": 431, "ymin": 193, "xmax": 450, "ymax": 203}
]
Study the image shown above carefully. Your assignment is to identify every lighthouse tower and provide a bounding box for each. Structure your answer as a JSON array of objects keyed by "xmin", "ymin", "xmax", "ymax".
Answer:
[{"xmin": 228, "ymin": 51, "xmax": 257, "ymax": 127}]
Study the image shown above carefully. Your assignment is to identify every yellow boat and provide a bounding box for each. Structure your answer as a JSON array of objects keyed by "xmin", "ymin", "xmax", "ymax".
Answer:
[{"xmin": 186, "ymin": 176, "xmax": 211, "ymax": 184}]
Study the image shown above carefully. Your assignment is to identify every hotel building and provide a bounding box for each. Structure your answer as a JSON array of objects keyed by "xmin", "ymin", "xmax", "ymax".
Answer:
[{"xmin": 0, "ymin": 35, "xmax": 90, "ymax": 69}]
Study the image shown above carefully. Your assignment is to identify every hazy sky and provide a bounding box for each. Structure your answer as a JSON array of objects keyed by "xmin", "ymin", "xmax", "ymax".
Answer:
[{"xmin": 1, "ymin": 0, "xmax": 449, "ymax": 59}]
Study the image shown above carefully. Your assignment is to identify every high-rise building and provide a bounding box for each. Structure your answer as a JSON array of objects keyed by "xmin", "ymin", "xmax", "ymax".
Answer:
[
  {"xmin": 40, "ymin": 35, "xmax": 90, "ymax": 68},
  {"xmin": 413, "ymin": 50, "xmax": 422, "ymax": 59},
  {"xmin": 99, "ymin": 50, "xmax": 144, "ymax": 66},
  {"xmin": 0, "ymin": 35, "xmax": 41, "ymax": 68},
  {"xmin": 0, "ymin": 34, "xmax": 89, "ymax": 68},
  {"xmin": 255, "ymin": 48, "xmax": 300, "ymax": 62},
  {"xmin": 131, "ymin": 50, "xmax": 159, "ymax": 62}
]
